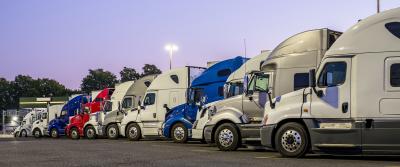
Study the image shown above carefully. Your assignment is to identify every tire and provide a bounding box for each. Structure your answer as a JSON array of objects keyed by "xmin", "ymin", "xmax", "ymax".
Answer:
[
  {"xmin": 107, "ymin": 124, "xmax": 119, "ymax": 140},
  {"xmin": 126, "ymin": 123, "xmax": 141, "ymax": 141},
  {"xmin": 14, "ymin": 131, "xmax": 19, "ymax": 138},
  {"xmin": 33, "ymin": 128, "xmax": 42, "ymax": 138},
  {"xmin": 214, "ymin": 123, "xmax": 240, "ymax": 151},
  {"xmin": 275, "ymin": 122, "xmax": 309, "ymax": 158},
  {"xmin": 50, "ymin": 128, "xmax": 59, "ymax": 138},
  {"xmin": 70, "ymin": 127, "xmax": 80, "ymax": 140},
  {"xmin": 20, "ymin": 130, "xmax": 28, "ymax": 137},
  {"xmin": 171, "ymin": 123, "xmax": 188, "ymax": 143},
  {"xmin": 84, "ymin": 125, "xmax": 97, "ymax": 139}
]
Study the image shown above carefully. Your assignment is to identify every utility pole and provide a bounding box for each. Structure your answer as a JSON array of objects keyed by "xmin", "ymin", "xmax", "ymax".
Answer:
[
  {"xmin": 377, "ymin": 0, "xmax": 380, "ymax": 13},
  {"xmin": 2, "ymin": 110, "xmax": 5, "ymax": 134}
]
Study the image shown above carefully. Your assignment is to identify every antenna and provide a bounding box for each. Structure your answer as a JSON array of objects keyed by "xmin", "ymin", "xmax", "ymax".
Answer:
[{"xmin": 377, "ymin": 0, "xmax": 380, "ymax": 13}]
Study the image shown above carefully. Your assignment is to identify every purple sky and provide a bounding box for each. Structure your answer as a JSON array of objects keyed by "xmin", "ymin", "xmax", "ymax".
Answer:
[{"xmin": 1, "ymin": 1, "xmax": 400, "ymax": 89}]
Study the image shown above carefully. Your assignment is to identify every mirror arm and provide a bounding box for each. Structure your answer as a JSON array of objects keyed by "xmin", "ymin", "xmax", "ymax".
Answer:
[
  {"xmin": 267, "ymin": 91, "xmax": 275, "ymax": 109},
  {"xmin": 311, "ymin": 87, "xmax": 323, "ymax": 97}
]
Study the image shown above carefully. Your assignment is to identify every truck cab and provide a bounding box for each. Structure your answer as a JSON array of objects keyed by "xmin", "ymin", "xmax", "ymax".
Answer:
[
  {"xmin": 162, "ymin": 56, "xmax": 247, "ymax": 143},
  {"xmin": 66, "ymin": 88, "xmax": 114, "ymax": 139},
  {"xmin": 121, "ymin": 66, "xmax": 205, "ymax": 141},
  {"xmin": 84, "ymin": 75, "xmax": 157, "ymax": 139},
  {"xmin": 204, "ymin": 28, "xmax": 342, "ymax": 151},
  {"xmin": 261, "ymin": 7, "xmax": 400, "ymax": 157},
  {"xmin": 48, "ymin": 95, "xmax": 89, "ymax": 138},
  {"xmin": 18, "ymin": 109, "xmax": 43, "ymax": 137},
  {"xmin": 31, "ymin": 104, "xmax": 63, "ymax": 138},
  {"xmin": 191, "ymin": 51, "xmax": 269, "ymax": 142}
]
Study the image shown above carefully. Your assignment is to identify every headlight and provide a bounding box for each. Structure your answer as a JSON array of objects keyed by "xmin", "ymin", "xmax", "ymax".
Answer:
[{"xmin": 207, "ymin": 106, "xmax": 217, "ymax": 117}]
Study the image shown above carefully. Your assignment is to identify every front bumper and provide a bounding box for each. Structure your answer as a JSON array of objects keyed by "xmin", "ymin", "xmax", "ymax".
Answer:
[
  {"xmin": 260, "ymin": 124, "xmax": 276, "ymax": 149},
  {"xmin": 203, "ymin": 124, "xmax": 215, "ymax": 143}
]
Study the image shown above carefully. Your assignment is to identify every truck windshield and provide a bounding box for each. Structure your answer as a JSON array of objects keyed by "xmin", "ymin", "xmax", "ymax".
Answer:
[
  {"xmin": 225, "ymin": 83, "xmax": 244, "ymax": 98},
  {"xmin": 188, "ymin": 88, "xmax": 204, "ymax": 104}
]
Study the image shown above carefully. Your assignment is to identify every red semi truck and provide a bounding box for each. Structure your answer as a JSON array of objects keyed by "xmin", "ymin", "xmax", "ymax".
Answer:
[{"xmin": 65, "ymin": 88, "xmax": 114, "ymax": 139}]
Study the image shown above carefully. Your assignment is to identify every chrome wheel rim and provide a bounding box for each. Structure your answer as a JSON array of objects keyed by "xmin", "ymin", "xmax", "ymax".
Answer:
[
  {"xmin": 87, "ymin": 128, "xmax": 95, "ymax": 138},
  {"xmin": 173, "ymin": 127, "xmax": 185, "ymax": 141},
  {"xmin": 108, "ymin": 127, "xmax": 117, "ymax": 138},
  {"xmin": 71, "ymin": 130, "xmax": 78, "ymax": 138},
  {"xmin": 51, "ymin": 130, "xmax": 57, "ymax": 138},
  {"xmin": 34, "ymin": 130, "xmax": 40, "ymax": 137},
  {"xmin": 281, "ymin": 129, "xmax": 302, "ymax": 153},
  {"xmin": 128, "ymin": 126, "xmax": 138, "ymax": 138},
  {"xmin": 218, "ymin": 129, "xmax": 233, "ymax": 147}
]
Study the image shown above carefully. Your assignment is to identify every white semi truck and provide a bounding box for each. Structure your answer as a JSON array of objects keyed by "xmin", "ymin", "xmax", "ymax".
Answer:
[
  {"xmin": 261, "ymin": 7, "xmax": 400, "ymax": 157},
  {"xmin": 120, "ymin": 66, "xmax": 205, "ymax": 141},
  {"xmin": 17, "ymin": 108, "xmax": 46, "ymax": 137},
  {"xmin": 203, "ymin": 28, "xmax": 342, "ymax": 151},
  {"xmin": 31, "ymin": 104, "xmax": 63, "ymax": 138},
  {"xmin": 83, "ymin": 75, "xmax": 157, "ymax": 139},
  {"xmin": 75, "ymin": 81, "xmax": 135, "ymax": 139},
  {"xmin": 191, "ymin": 51, "xmax": 270, "ymax": 141}
]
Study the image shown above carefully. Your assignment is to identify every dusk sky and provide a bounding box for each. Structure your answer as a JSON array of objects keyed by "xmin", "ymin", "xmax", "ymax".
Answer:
[{"xmin": 1, "ymin": 1, "xmax": 400, "ymax": 89}]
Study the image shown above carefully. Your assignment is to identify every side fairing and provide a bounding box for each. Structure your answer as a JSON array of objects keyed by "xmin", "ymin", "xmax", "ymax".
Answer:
[{"xmin": 264, "ymin": 89, "xmax": 306, "ymax": 125}]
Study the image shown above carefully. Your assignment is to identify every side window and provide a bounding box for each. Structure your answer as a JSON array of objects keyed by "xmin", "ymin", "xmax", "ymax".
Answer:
[
  {"xmin": 294, "ymin": 73, "xmax": 309, "ymax": 90},
  {"xmin": 247, "ymin": 77, "xmax": 256, "ymax": 92},
  {"xmin": 390, "ymin": 64, "xmax": 400, "ymax": 87},
  {"xmin": 144, "ymin": 81, "xmax": 151, "ymax": 87},
  {"xmin": 318, "ymin": 62, "xmax": 347, "ymax": 87},
  {"xmin": 95, "ymin": 98, "xmax": 103, "ymax": 102},
  {"xmin": 170, "ymin": 75, "xmax": 179, "ymax": 84},
  {"xmin": 385, "ymin": 22, "xmax": 400, "ymax": 39},
  {"xmin": 254, "ymin": 75, "xmax": 269, "ymax": 92},
  {"xmin": 217, "ymin": 69, "xmax": 232, "ymax": 77},
  {"xmin": 143, "ymin": 93, "xmax": 156, "ymax": 106},
  {"xmin": 42, "ymin": 113, "xmax": 47, "ymax": 119},
  {"xmin": 122, "ymin": 97, "xmax": 133, "ymax": 108}
]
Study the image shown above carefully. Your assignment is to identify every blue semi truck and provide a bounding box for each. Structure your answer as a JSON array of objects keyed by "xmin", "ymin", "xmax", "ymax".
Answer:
[
  {"xmin": 162, "ymin": 56, "xmax": 247, "ymax": 143},
  {"xmin": 48, "ymin": 95, "xmax": 89, "ymax": 138}
]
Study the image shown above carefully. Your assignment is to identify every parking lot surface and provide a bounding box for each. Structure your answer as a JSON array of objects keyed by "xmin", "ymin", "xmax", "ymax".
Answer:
[{"xmin": 0, "ymin": 137, "xmax": 400, "ymax": 167}]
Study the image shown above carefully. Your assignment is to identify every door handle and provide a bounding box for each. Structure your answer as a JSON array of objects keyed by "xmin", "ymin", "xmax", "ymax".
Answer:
[
  {"xmin": 342, "ymin": 102, "xmax": 348, "ymax": 113},
  {"xmin": 153, "ymin": 113, "xmax": 156, "ymax": 118}
]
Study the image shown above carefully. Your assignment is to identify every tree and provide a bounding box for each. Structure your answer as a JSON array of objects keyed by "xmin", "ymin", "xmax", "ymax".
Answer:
[
  {"xmin": 37, "ymin": 78, "xmax": 70, "ymax": 97},
  {"xmin": 0, "ymin": 78, "xmax": 12, "ymax": 110},
  {"xmin": 81, "ymin": 69, "xmax": 118, "ymax": 93},
  {"xmin": 141, "ymin": 64, "xmax": 162, "ymax": 77},
  {"xmin": 120, "ymin": 67, "xmax": 140, "ymax": 82}
]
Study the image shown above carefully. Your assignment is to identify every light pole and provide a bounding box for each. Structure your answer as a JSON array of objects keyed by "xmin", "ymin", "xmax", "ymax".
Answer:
[
  {"xmin": 165, "ymin": 44, "xmax": 178, "ymax": 70},
  {"xmin": 377, "ymin": 0, "xmax": 380, "ymax": 13}
]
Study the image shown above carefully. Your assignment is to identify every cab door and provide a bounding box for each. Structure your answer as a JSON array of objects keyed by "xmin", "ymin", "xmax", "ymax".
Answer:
[
  {"xmin": 243, "ymin": 73, "xmax": 270, "ymax": 123},
  {"xmin": 309, "ymin": 57, "xmax": 361, "ymax": 151},
  {"xmin": 140, "ymin": 92, "xmax": 157, "ymax": 122}
]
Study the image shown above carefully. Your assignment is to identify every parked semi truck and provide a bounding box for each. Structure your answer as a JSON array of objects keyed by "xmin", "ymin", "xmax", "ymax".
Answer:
[
  {"xmin": 120, "ymin": 66, "xmax": 205, "ymax": 141},
  {"xmin": 48, "ymin": 95, "xmax": 90, "ymax": 138},
  {"xmin": 203, "ymin": 28, "xmax": 342, "ymax": 151},
  {"xmin": 261, "ymin": 7, "xmax": 400, "ymax": 157},
  {"xmin": 65, "ymin": 88, "xmax": 114, "ymax": 139},
  {"xmin": 16, "ymin": 108, "xmax": 46, "ymax": 137},
  {"xmin": 162, "ymin": 56, "xmax": 247, "ymax": 143},
  {"xmin": 84, "ymin": 75, "xmax": 157, "ymax": 139},
  {"xmin": 31, "ymin": 104, "xmax": 64, "ymax": 138},
  {"xmin": 191, "ymin": 51, "xmax": 270, "ymax": 142}
]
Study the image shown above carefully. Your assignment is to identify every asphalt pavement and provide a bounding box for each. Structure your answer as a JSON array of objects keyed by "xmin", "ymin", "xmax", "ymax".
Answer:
[{"xmin": 0, "ymin": 137, "xmax": 399, "ymax": 167}]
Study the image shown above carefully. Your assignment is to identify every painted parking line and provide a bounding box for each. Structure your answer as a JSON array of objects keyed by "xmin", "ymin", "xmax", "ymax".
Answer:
[
  {"xmin": 191, "ymin": 149, "xmax": 217, "ymax": 153},
  {"xmin": 254, "ymin": 156, "xmax": 282, "ymax": 159}
]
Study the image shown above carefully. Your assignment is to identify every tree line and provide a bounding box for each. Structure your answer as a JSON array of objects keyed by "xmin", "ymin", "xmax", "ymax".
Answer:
[{"xmin": 0, "ymin": 64, "xmax": 161, "ymax": 110}]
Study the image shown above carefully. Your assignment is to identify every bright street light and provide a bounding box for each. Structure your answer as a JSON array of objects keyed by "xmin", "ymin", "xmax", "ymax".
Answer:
[
  {"xmin": 12, "ymin": 116, "xmax": 18, "ymax": 122},
  {"xmin": 165, "ymin": 44, "xmax": 178, "ymax": 69}
]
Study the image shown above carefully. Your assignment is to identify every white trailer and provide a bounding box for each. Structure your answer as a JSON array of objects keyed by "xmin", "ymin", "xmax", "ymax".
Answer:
[
  {"xmin": 121, "ymin": 66, "xmax": 205, "ymax": 140},
  {"xmin": 31, "ymin": 104, "xmax": 63, "ymax": 138},
  {"xmin": 261, "ymin": 7, "xmax": 400, "ymax": 157}
]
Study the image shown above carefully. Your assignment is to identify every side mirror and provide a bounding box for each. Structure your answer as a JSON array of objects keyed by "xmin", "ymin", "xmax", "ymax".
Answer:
[
  {"xmin": 118, "ymin": 102, "xmax": 122, "ymax": 111},
  {"xmin": 55, "ymin": 114, "xmax": 58, "ymax": 119},
  {"xmin": 309, "ymin": 69, "xmax": 316, "ymax": 88},
  {"xmin": 163, "ymin": 104, "xmax": 168, "ymax": 108}
]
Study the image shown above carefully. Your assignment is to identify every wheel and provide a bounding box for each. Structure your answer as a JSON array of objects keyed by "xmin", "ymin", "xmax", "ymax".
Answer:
[
  {"xmin": 84, "ymin": 125, "xmax": 97, "ymax": 139},
  {"xmin": 50, "ymin": 128, "xmax": 59, "ymax": 138},
  {"xmin": 14, "ymin": 131, "xmax": 19, "ymax": 138},
  {"xmin": 20, "ymin": 130, "xmax": 27, "ymax": 137},
  {"xmin": 275, "ymin": 122, "xmax": 309, "ymax": 158},
  {"xmin": 107, "ymin": 124, "xmax": 119, "ymax": 140},
  {"xmin": 126, "ymin": 123, "xmax": 141, "ymax": 141},
  {"xmin": 33, "ymin": 128, "xmax": 42, "ymax": 138},
  {"xmin": 70, "ymin": 127, "xmax": 80, "ymax": 140},
  {"xmin": 171, "ymin": 123, "xmax": 188, "ymax": 143},
  {"xmin": 214, "ymin": 123, "xmax": 240, "ymax": 151}
]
